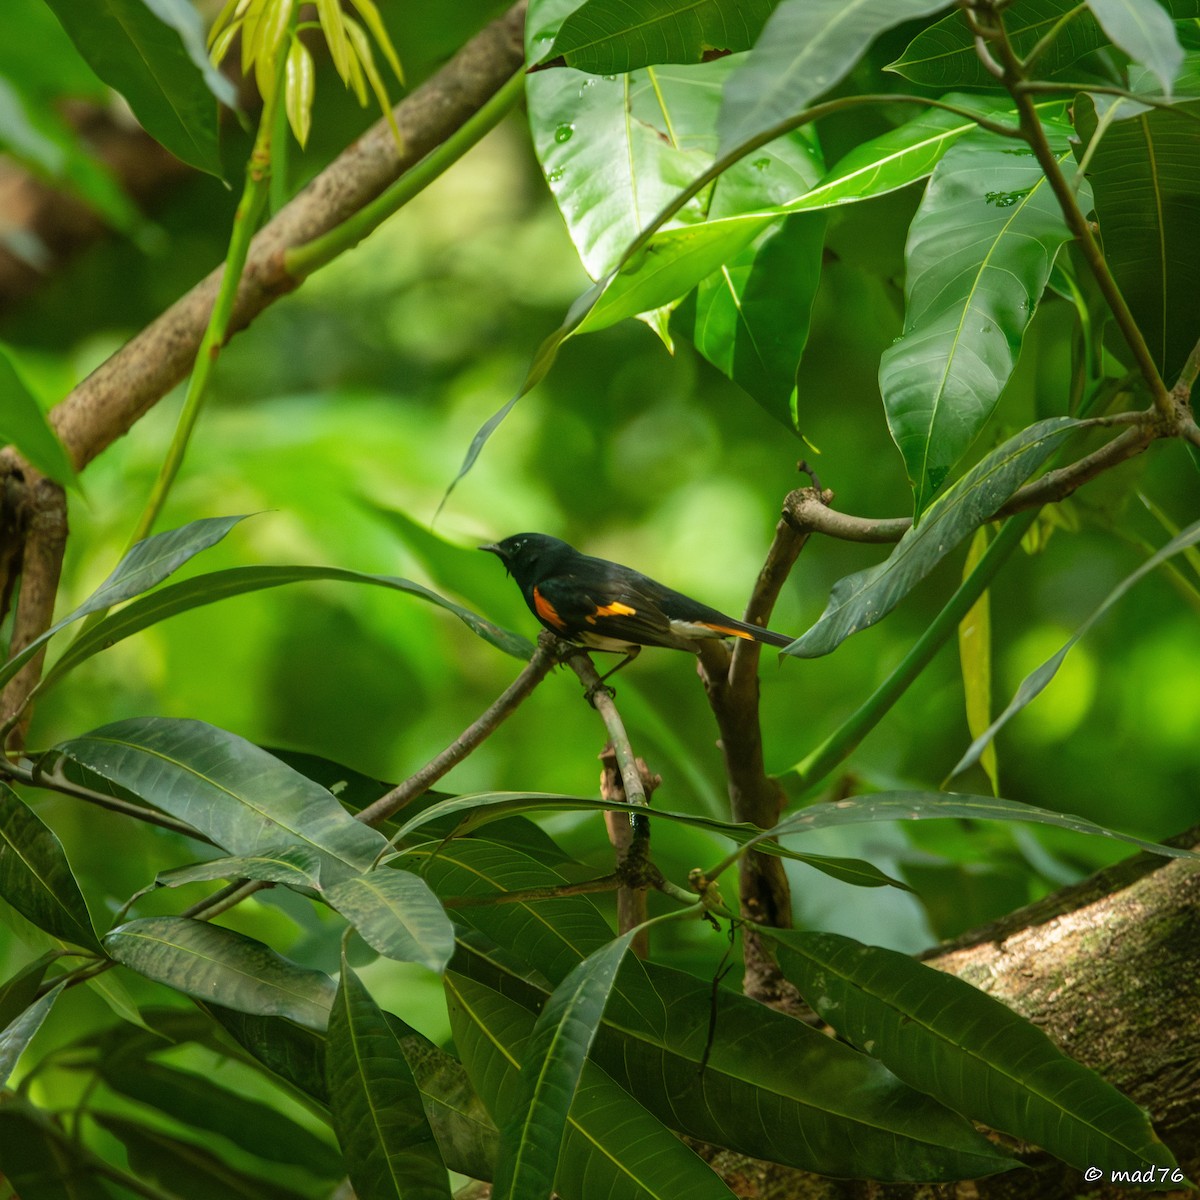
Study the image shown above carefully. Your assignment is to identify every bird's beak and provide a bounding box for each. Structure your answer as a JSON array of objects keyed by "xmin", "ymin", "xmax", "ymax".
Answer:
[{"xmin": 478, "ymin": 543, "xmax": 509, "ymax": 575}]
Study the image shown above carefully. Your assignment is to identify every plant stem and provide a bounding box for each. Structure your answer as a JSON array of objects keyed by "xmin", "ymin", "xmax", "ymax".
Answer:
[{"xmin": 791, "ymin": 509, "xmax": 1039, "ymax": 791}]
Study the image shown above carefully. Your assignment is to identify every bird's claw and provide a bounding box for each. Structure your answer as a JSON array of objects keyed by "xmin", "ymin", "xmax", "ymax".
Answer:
[{"xmin": 584, "ymin": 681, "xmax": 616, "ymax": 706}]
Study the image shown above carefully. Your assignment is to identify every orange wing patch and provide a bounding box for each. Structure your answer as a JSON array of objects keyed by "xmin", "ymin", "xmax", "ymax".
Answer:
[
  {"xmin": 585, "ymin": 601, "xmax": 637, "ymax": 626},
  {"xmin": 533, "ymin": 586, "xmax": 568, "ymax": 630},
  {"xmin": 696, "ymin": 621, "xmax": 755, "ymax": 641}
]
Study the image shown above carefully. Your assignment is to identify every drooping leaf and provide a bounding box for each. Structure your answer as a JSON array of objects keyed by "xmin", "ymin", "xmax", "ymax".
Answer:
[
  {"xmin": 1085, "ymin": 0, "xmax": 1184, "ymax": 92},
  {"xmin": 676, "ymin": 213, "xmax": 825, "ymax": 429},
  {"xmin": 51, "ymin": 718, "xmax": 388, "ymax": 882},
  {"xmin": 492, "ymin": 930, "xmax": 643, "ymax": 1200},
  {"xmin": 716, "ymin": 0, "xmax": 956, "ymax": 155},
  {"xmin": 786, "ymin": 418, "xmax": 1080, "ymax": 657},
  {"xmin": 448, "ymin": 971, "xmax": 741, "ymax": 1200},
  {"xmin": 0, "ymin": 514, "xmax": 250, "ymax": 693},
  {"xmin": 0, "ymin": 783, "xmax": 102, "ymax": 952},
  {"xmin": 105, "ymin": 916, "xmax": 336, "ymax": 1030},
  {"xmin": 327, "ymin": 961, "xmax": 452, "ymax": 1200},
  {"xmin": 206, "ymin": 1005, "xmax": 332, "ymax": 1103},
  {"xmin": 951, "ymin": 517, "xmax": 1200, "ymax": 778},
  {"xmin": 542, "ymin": 0, "xmax": 776, "ymax": 72},
  {"xmin": 957, "ymin": 526, "xmax": 999, "ymax": 792},
  {"xmin": 93, "ymin": 1113, "xmax": 315, "ymax": 1200},
  {"xmin": 98, "ymin": 1056, "xmax": 344, "ymax": 1178},
  {"xmin": 40, "ymin": 0, "xmax": 228, "ymax": 176},
  {"xmin": 38, "ymin": 563, "xmax": 533, "ymax": 696},
  {"xmin": 0, "ymin": 346, "xmax": 77, "ymax": 487},
  {"xmin": 879, "ymin": 120, "xmax": 1087, "ymax": 515},
  {"xmin": 0, "ymin": 953, "xmax": 58, "ymax": 1029},
  {"xmin": 325, "ymin": 869, "xmax": 456, "ymax": 972},
  {"xmin": 770, "ymin": 929, "xmax": 1178, "ymax": 1171},
  {"xmin": 1073, "ymin": 93, "xmax": 1200, "ymax": 388},
  {"xmin": 0, "ymin": 983, "xmax": 64, "ymax": 1088}
]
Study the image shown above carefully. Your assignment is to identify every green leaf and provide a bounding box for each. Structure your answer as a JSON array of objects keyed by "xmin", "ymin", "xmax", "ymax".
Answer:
[
  {"xmin": 206, "ymin": 1004, "xmax": 332, "ymax": 1103},
  {"xmin": 493, "ymin": 929, "xmax": 642, "ymax": 1200},
  {"xmin": 716, "ymin": 0, "xmax": 955, "ymax": 155},
  {"xmin": 0, "ymin": 782, "xmax": 102, "ymax": 952},
  {"xmin": 154, "ymin": 846, "xmax": 326, "ymax": 893},
  {"xmin": 763, "ymin": 789, "xmax": 1200, "ymax": 861},
  {"xmin": 0, "ymin": 514, "xmax": 250, "ymax": 694},
  {"xmin": 543, "ymin": 0, "xmax": 776, "ymax": 71},
  {"xmin": 39, "ymin": 563, "xmax": 532, "ymax": 696},
  {"xmin": 0, "ymin": 983, "xmax": 63, "ymax": 1088},
  {"xmin": 104, "ymin": 916, "xmax": 336, "ymax": 1030},
  {"xmin": 770, "ymin": 929, "xmax": 1177, "ymax": 1171},
  {"xmin": 98, "ymin": 1057, "xmax": 344, "ymax": 1178},
  {"xmin": 327, "ymin": 961, "xmax": 451, "ymax": 1200},
  {"xmin": 791, "ymin": 851, "xmax": 913, "ymax": 890},
  {"xmin": 676, "ymin": 213, "xmax": 825, "ymax": 429},
  {"xmin": 0, "ymin": 346, "xmax": 77, "ymax": 487},
  {"xmin": 957, "ymin": 526, "xmax": 999, "ymax": 792},
  {"xmin": 785, "ymin": 418, "xmax": 1080, "ymax": 657},
  {"xmin": 0, "ymin": 952, "xmax": 58, "ymax": 1029},
  {"xmin": 93, "ymin": 1113, "xmax": 315, "ymax": 1200},
  {"xmin": 951, "ymin": 517, "xmax": 1200, "ymax": 778},
  {"xmin": 326, "ymin": 869, "xmax": 456, "ymax": 972},
  {"xmin": 51, "ymin": 718, "xmax": 388, "ymax": 882},
  {"xmin": 1086, "ymin": 0, "xmax": 1184, "ymax": 92},
  {"xmin": 786, "ymin": 95, "xmax": 1027, "ymax": 213},
  {"xmin": 448, "ymin": 972, "xmax": 740, "ymax": 1200},
  {"xmin": 879, "ymin": 122, "xmax": 1087, "ymax": 515},
  {"xmin": 0, "ymin": 1101, "xmax": 111, "ymax": 1200},
  {"xmin": 1074, "ymin": 93, "xmax": 1200, "ymax": 386},
  {"xmin": 888, "ymin": 0, "xmax": 1200, "ymax": 86},
  {"xmin": 40, "ymin": 0, "xmax": 226, "ymax": 176}
]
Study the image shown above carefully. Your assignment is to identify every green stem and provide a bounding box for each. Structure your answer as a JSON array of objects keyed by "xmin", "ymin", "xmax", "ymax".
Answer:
[
  {"xmin": 284, "ymin": 68, "xmax": 526, "ymax": 280},
  {"xmin": 987, "ymin": 21, "xmax": 1172, "ymax": 415},
  {"xmin": 791, "ymin": 510, "xmax": 1039, "ymax": 792},
  {"xmin": 125, "ymin": 43, "xmax": 288, "ymax": 551}
]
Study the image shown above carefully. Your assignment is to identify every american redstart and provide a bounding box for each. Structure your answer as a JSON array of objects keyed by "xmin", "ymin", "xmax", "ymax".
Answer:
[{"xmin": 481, "ymin": 533, "xmax": 793, "ymax": 686}]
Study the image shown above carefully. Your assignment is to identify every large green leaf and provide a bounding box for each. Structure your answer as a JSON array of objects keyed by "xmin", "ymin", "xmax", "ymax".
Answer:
[
  {"xmin": 785, "ymin": 95, "xmax": 1022, "ymax": 213},
  {"xmin": 1074, "ymin": 94, "xmax": 1200, "ymax": 387},
  {"xmin": 0, "ymin": 1101, "xmax": 111, "ymax": 1200},
  {"xmin": 154, "ymin": 847, "xmax": 327, "ymax": 893},
  {"xmin": 105, "ymin": 916, "xmax": 336, "ymax": 1030},
  {"xmin": 51, "ymin": 718, "xmax": 388, "ymax": 881},
  {"xmin": 676, "ymin": 213, "xmax": 825, "ymax": 429},
  {"xmin": 0, "ymin": 983, "xmax": 63, "ymax": 1088},
  {"xmin": 1088, "ymin": 0, "xmax": 1184, "ymax": 92},
  {"xmin": 0, "ymin": 514, "xmax": 249, "ymax": 693},
  {"xmin": 448, "ymin": 972, "xmax": 740, "ymax": 1200},
  {"xmin": 786, "ymin": 418, "xmax": 1080, "ymax": 657},
  {"xmin": 493, "ymin": 929, "xmax": 643, "ymax": 1200},
  {"xmin": 888, "ymin": 0, "xmax": 1200, "ymax": 86},
  {"xmin": 716, "ymin": 0, "xmax": 955, "ymax": 155},
  {"xmin": 93, "ymin": 1113, "xmax": 314, "ymax": 1200},
  {"xmin": 38, "ymin": 564, "xmax": 533, "ymax": 697},
  {"xmin": 770, "ymin": 929, "xmax": 1177, "ymax": 1171},
  {"xmin": 40, "ymin": 0, "xmax": 227, "ymax": 176},
  {"xmin": 0, "ymin": 346, "xmax": 78, "ymax": 487},
  {"xmin": 325, "ymin": 869, "xmax": 456, "ymax": 972},
  {"xmin": 327, "ymin": 961, "xmax": 451, "ymax": 1200},
  {"xmin": 952, "ymin": 517, "xmax": 1200, "ymax": 778},
  {"xmin": 98, "ymin": 1056, "xmax": 343, "ymax": 1178},
  {"xmin": 0, "ymin": 782, "xmax": 101, "ymax": 952},
  {"xmin": 542, "ymin": 0, "xmax": 777, "ymax": 71},
  {"xmin": 879, "ymin": 122, "xmax": 1086, "ymax": 515}
]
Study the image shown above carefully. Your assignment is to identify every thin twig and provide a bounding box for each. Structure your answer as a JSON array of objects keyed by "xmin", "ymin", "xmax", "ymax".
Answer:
[
  {"xmin": 356, "ymin": 634, "xmax": 560, "ymax": 827},
  {"xmin": 442, "ymin": 875, "xmax": 620, "ymax": 907}
]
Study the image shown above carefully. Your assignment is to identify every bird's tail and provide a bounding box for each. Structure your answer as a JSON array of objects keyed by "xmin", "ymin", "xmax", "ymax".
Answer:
[{"xmin": 697, "ymin": 617, "xmax": 794, "ymax": 649}]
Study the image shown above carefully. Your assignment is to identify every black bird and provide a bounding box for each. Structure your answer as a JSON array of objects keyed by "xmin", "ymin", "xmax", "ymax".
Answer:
[{"xmin": 480, "ymin": 533, "xmax": 793, "ymax": 685}]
